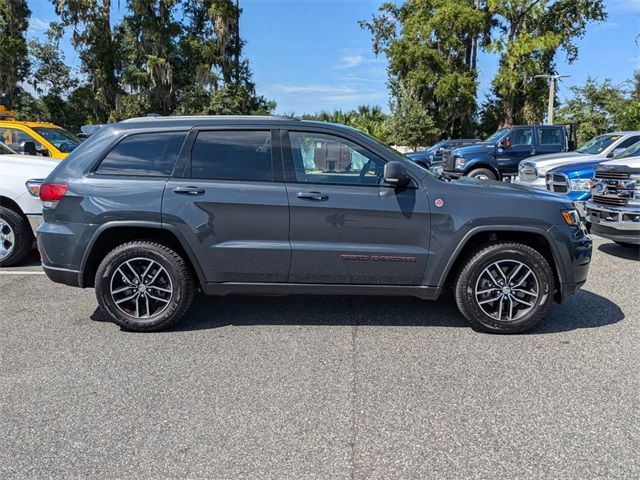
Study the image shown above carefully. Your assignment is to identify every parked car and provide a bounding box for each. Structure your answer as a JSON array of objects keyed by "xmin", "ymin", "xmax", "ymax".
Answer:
[
  {"xmin": 0, "ymin": 141, "xmax": 16, "ymax": 155},
  {"xmin": 545, "ymin": 140, "xmax": 640, "ymax": 217},
  {"xmin": 38, "ymin": 116, "xmax": 591, "ymax": 333},
  {"xmin": 406, "ymin": 138, "xmax": 479, "ymax": 170},
  {"xmin": 516, "ymin": 131, "xmax": 640, "ymax": 189},
  {"xmin": 586, "ymin": 156, "xmax": 640, "ymax": 247},
  {"xmin": 0, "ymin": 154, "xmax": 58, "ymax": 266},
  {"xmin": 442, "ymin": 125, "xmax": 572, "ymax": 181}
]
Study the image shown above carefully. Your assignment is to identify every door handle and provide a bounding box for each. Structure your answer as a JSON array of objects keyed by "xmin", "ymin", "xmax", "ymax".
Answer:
[
  {"xmin": 173, "ymin": 186, "xmax": 205, "ymax": 195},
  {"xmin": 297, "ymin": 191, "xmax": 328, "ymax": 201}
]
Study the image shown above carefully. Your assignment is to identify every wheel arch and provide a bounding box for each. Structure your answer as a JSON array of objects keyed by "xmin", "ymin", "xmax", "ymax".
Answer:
[
  {"xmin": 79, "ymin": 222, "xmax": 206, "ymax": 288},
  {"xmin": 439, "ymin": 227, "xmax": 565, "ymax": 302},
  {"xmin": 0, "ymin": 196, "xmax": 27, "ymax": 218},
  {"xmin": 463, "ymin": 162, "xmax": 500, "ymax": 179}
]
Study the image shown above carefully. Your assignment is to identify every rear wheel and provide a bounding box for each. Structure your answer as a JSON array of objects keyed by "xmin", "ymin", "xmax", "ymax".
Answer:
[
  {"xmin": 95, "ymin": 241, "xmax": 195, "ymax": 332},
  {"xmin": 466, "ymin": 168, "xmax": 497, "ymax": 181},
  {"xmin": 455, "ymin": 242, "xmax": 555, "ymax": 333},
  {"xmin": 0, "ymin": 206, "xmax": 33, "ymax": 267}
]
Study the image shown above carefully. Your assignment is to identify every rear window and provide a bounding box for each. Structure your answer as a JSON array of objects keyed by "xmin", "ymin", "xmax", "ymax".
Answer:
[
  {"xmin": 539, "ymin": 128, "xmax": 562, "ymax": 145},
  {"xmin": 190, "ymin": 130, "xmax": 273, "ymax": 181},
  {"xmin": 96, "ymin": 132, "xmax": 186, "ymax": 176}
]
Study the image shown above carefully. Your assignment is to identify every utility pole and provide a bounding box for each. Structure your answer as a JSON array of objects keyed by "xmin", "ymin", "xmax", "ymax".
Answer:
[{"xmin": 534, "ymin": 74, "xmax": 570, "ymax": 125}]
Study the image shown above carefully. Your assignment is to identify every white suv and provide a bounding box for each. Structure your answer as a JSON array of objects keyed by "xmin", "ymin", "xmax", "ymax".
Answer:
[{"xmin": 0, "ymin": 154, "xmax": 58, "ymax": 266}]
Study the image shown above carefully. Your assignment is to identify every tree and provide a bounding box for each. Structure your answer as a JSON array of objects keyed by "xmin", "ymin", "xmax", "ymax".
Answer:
[
  {"xmin": 302, "ymin": 105, "xmax": 393, "ymax": 144},
  {"xmin": 391, "ymin": 83, "xmax": 439, "ymax": 149},
  {"xmin": 556, "ymin": 77, "xmax": 629, "ymax": 144},
  {"xmin": 27, "ymin": 23, "xmax": 78, "ymax": 97},
  {"xmin": 0, "ymin": 0, "xmax": 31, "ymax": 98},
  {"xmin": 53, "ymin": 0, "xmax": 120, "ymax": 121},
  {"xmin": 361, "ymin": 0, "xmax": 488, "ymax": 138},
  {"xmin": 487, "ymin": 0, "xmax": 606, "ymax": 125}
]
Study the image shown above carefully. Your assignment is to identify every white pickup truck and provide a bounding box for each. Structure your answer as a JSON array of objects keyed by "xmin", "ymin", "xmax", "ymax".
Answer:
[
  {"xmin": 586, "ymin": 156, "xmax": 640, "ymax": 247},
  {"xmin": 0, "ymin": 154, "xmax": 59, "ymax": 266}
]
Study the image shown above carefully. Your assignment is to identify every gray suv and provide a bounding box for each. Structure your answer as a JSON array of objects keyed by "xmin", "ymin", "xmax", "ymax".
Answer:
[{"xmin": 38, "ymin": 116, "xmax": 592, "ymax": 333}]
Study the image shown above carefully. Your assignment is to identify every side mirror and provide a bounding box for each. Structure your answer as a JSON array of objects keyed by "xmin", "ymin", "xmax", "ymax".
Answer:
[
  {"xmin": 609, "ymin": 148, "xmax": 625, "ymax": 158},
  {"xmin": 384, "ymin": 161, "xmax": 411, "ymax": 188},
  {"xmin": 20, "ymin": 141, "xmax": 37, "ymax": 156}
]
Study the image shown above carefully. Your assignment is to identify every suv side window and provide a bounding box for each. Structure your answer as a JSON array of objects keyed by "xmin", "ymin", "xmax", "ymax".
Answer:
[
  {"xmin": 96, "ymin": 132, "xmax": 186, "ymax": 176},
  {"xmin": 539, "ymin": 128, "xmax": 562, "ymax": 145},
  {"xmin": 289, "ymin": 131, "xmax": 385, "ymax": 186},
  {"xmin": 510, "ymin": 128, "xmax": 534, "ymax": 146},
  {"xmin": 190, "ymin": 130, "xmax": 273, "ymax": 181}
]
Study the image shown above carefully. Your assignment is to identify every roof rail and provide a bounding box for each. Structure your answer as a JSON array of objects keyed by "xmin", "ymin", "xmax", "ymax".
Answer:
[{"xmin": 120, "ymin": 114, "xmax": 300, "ymax": 123}]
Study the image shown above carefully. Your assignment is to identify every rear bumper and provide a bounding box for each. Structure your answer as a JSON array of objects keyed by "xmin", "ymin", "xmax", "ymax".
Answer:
[{"xmin": 42, "ymin": 264, "xmax": 81, "ymax": 287}]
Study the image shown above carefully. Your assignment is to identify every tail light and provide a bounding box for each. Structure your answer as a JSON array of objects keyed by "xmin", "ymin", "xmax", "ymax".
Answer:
[{"xmin": 39, "ymin": 183, "xmax": 69, "ymax": 202}]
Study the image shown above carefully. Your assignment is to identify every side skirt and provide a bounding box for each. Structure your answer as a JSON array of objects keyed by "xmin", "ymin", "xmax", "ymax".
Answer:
[{"xmin": 201, "ymin": 282, "xmax": 442, "ymax": 300}]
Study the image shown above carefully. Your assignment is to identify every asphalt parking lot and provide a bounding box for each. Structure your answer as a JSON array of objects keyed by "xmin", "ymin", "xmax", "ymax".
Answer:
[{"xmin": 1, "ymin": 236, "xmax": 639, "ymax": 479}]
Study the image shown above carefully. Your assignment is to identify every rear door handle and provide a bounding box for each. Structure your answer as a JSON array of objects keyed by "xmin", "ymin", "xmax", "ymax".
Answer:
[
  {"xmin": 173, "ymin": 186, "xmax": 205, "ymax": 195},
  {"xmin": 297, "ymin": 191, "xmax": 328, "ymax": 201}
]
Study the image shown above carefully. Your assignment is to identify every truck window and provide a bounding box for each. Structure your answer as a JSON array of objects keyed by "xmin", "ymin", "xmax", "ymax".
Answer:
[
  {"xmin": 539, "ymin": 128, "xmax": 562, "ymax": 145},
  {"xmin": 510, "ymin": 129, "xmax": 533, "ymax": 146}
]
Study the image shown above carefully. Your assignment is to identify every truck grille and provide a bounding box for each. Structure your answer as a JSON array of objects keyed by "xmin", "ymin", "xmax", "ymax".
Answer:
[
  {"xmin": 545, "ymin": 173, "xmax": 569, "ymax": 193},
  {"xmin": 442, "ymin": 150, "xmax": 454, "ymax": 170},
  {"xmin": 595, "ymin": 171, "xmax": 630, "ymax": 180},
  {"xmin": 591, "ymin": 195, "xmax": 628, "ymax": 206}
]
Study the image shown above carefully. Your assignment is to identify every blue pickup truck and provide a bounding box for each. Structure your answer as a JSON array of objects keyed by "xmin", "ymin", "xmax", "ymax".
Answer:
[
  {"xmin": 406, "ymin": 138, "xmax": 479, "ymax": 169},
  {"xmin": 545, "ymin": 139, "xmax": 640, "ymax": 216},
  {"xmin": 443, "ymin": 125, "xmax": 572, "ymax": 180}
]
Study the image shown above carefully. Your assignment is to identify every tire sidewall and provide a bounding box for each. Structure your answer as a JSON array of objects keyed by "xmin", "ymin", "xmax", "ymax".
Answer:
[
  {"xmin": 459, "ymin": 245, "xmax": 554, "ymax": 332},
  {"xmin": 0, "ymin": 207, "xmax": 32, "ymax": 267},
  {"xmin": 95, "ymin": 243, "xmax": 192, "ymax": 331}
]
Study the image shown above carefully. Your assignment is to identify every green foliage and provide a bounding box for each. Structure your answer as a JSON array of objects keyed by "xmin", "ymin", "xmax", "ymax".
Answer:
[
  {"xmin": 487, "ymin": 0, "xmax": 606, "ymax": 125},
  {"xmin": 361, "ymin": 0, "xmax": 487, "ymax": 138},
  {"xmin": 556, "ymin": 76, "xmax": 639, "ymax": 145},
  {"xmin": 27, "ymin": 24, "xmax": 77, "ymax": 97},
  {"xmin": 302, "ymin": 105, "xmax": 393, "ymax": 144},
  {"xmin": 0, "ymin": 0, "xmax": 31, "ymax": 97},
  {"xmin": 390, "ymin": 84, "xmax": 439, "ymax": 149}
]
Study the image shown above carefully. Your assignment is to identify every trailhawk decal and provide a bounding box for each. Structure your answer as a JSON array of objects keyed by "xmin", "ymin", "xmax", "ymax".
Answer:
[{"xmin": 340, "ymin": 254, "xmax": 417, "ymax": 263}]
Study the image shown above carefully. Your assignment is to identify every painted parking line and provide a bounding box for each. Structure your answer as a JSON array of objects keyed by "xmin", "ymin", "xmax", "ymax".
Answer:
[{"xmin": 0, "ymin": 271, "xmax": 45, "ymax": 275}]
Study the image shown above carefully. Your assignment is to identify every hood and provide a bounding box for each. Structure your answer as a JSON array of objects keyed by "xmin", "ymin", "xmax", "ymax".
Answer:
[
  {"xmin": 453, "ymin": 176, "xmax": 571, "ymax": 205},
  {"xmin": 452, "ymin": 142, "xmax": 495, "ymax": 156},
  {"xmin": 406, "ymin": 151, "xmax": 429, "ymax": 161},
  {"xmin": 520, "ymin": 152, "xmax": 596, "ymax": 175},
  {"xmin": 595, "ymin": 156, "xmax": 640, "ymax": 170},
  {"xmin": 548, "ymin": 158, "xmax": 608, "ymax": 175},
  {"xmin": 0, "ymin": 154, "xmax": 60, "ymax": 178}
]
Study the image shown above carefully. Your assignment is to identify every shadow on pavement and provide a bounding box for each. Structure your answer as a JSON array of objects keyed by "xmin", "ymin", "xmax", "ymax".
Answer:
[
  {"xmin": 11, "ymin": 250, "xmax": 41, "ymax": 268},
  {"xmin": 98, "ymin": 287, "xmax": 621, "ymax": 335},
  {"xmin": 597, "ymin": 242, "xmax": 639, "ymax": 261}
]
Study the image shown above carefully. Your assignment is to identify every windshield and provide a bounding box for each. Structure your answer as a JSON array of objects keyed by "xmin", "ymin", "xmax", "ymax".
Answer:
[
  {"xmin": 614, "ymin": 140, "xmax": 640, "ymax": 159},
  {"xmin": 576, "ymin": 134, "xmax": 620, "ymax": 155},
  {"xmin": 33, "ymin": 127, "xmax": 81, "ymax": 153},
  {"xmin": 485, "ymin": 128, "xmax": 511, "ymax": 143}
]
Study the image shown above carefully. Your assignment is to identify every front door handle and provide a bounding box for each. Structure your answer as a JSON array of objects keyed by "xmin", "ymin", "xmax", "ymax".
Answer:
[
  {"xmin": 297, "ymin": 191, "xmax": 328, "ymax": 201},
  {"xmin": 174, "ymin": 186, "xmax": 205, "ymax": 195}
]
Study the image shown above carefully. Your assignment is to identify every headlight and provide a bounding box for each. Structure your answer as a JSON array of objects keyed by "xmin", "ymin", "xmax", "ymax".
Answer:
[
  {"xmin": 561, "ymin": 209, "xmax": 581, "ymax": 226},
  {"xmin": 569, "ymin": 178, "xmax": 591, "ymax": 192},
  {"xmin": 455, "ymin": 157, "xmax": 466, "ymax": 169}
]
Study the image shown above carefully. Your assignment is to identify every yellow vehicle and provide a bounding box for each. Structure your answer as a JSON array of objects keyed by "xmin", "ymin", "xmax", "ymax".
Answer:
[{"xmin": 0, "ymin": 104, "xmax": 81, "ymax": 159}]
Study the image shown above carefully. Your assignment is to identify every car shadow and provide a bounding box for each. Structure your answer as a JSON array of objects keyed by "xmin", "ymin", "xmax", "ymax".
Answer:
[
  {"xmin": 90, "ymin": 287, "xmax": 624, "ymax": 335},
  {"xmin": 597, "ymin": 242, "xmax": 639, "ymax": 261},
  {"xmin": 9, "ymin": 250, "xmax": 41, "ymax": 268}
]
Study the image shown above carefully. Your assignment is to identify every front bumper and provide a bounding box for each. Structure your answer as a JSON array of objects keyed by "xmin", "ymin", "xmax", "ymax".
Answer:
[
  {"xmin": 513, "ymin": 176, "xmax": 546, "ymax": 189},
  {"xmin": 586, "ymin": 202, "xmax": 640, "ymax": 244}
]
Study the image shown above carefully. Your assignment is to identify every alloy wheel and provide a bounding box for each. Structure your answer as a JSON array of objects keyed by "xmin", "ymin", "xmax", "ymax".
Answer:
[
  {"xmin": 110, "ymin": 257, "xmax": 174, "ymax": 319},
  {"xmin": 474, "ymin": 260, "xmax": 539, "ymax": 322},
  {"xmin": 0, "ymin": 218, "xmax": 15, "ymax": 261}
]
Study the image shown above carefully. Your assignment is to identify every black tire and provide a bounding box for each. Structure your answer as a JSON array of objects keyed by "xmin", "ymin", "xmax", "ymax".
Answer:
[
  {"xmin": 455, "ymin": 242, "xmax": 555, "ymax": 333},
  {"xmin": 95, "ymin": 241, "xmax": 195, "ymax": 332},
  {"xmin": 466, "ymin": 168, "xmax": 497, "ymax": 180},
  {"xmin": 0, "ymin": 206, "xmax": 33, "ymax": 267},
  {"xmin": 614, "ymin": 241, "xmax": 638, "ymax": 249}
]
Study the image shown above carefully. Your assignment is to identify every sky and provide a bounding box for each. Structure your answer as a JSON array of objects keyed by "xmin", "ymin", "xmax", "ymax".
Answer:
[{"xmin": 26, "ymin": 0, "xmax": 640, "ymax": 115}]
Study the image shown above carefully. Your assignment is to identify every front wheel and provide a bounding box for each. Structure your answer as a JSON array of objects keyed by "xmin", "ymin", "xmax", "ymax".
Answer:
[
  {"xmin": 455, "ymin": 242, "xmax": 555, "ymax": 333},
  {"xmin": 466, "ymin": 168, "xmax": 497, "ymax": 181},
  {"xmin": 95, "ymin": 241, "xmax": 195, "ymax": 332}
]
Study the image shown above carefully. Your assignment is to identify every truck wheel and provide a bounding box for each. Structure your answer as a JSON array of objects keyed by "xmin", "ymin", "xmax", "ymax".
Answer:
[
  {"xmin": 95, "ymin": 241, "xmax": 195, "ymax": 332},
  {"xmin": 467, "ymin": 168, "xmax": 497, "ymax": 180},
  {"xmin": 0, "ymin": 206, "xmax": 33, "ymax": 267},
  {"xmin": 455, "ymin": 242, "xmax": 555, "ymax": 333}
]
